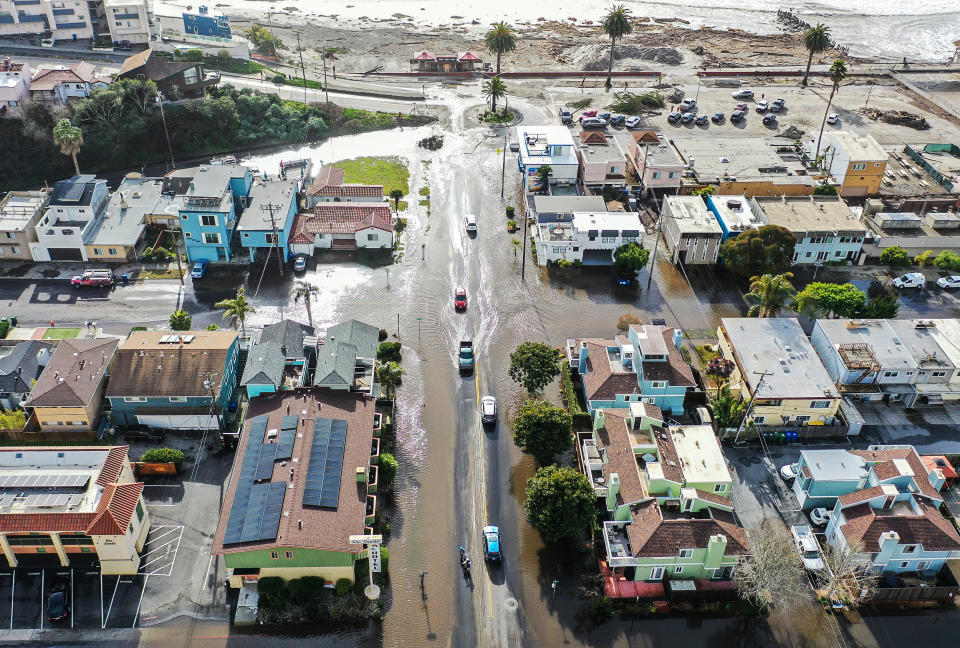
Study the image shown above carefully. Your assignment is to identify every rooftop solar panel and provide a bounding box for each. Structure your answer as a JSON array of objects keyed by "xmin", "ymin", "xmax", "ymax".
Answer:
[
  {"xmin": 281, "ymin": 415, "xmax": 298, "ymax": 431},
  {"xmin": 303, "ymin": 417, "xmax": 347, "ymax": 509},
  {"xmin": 0, "ymin": 473, "xmax": 90, "ymax": 489}
]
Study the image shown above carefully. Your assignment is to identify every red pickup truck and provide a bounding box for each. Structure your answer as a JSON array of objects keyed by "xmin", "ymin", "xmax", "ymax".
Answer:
[{"xmin": 71, "ymin": 270, "xmax": 114, "ymax": 287}]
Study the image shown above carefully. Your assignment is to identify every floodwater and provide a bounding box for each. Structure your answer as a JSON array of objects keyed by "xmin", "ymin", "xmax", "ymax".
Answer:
[{"xmin": 168, "ymin": 84, "xmax": 960, "ymax": 648}]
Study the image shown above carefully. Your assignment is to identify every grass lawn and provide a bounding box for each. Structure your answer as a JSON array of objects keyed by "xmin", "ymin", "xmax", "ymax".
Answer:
[
  {"xmin": 418, "ymin": 186, "xmax": 430, "ymax": 196},
  {"xmin": 43, "ymin": 328, "xmax": 80, "ymax": 339},
  {"xmin": 139, "ymin": 267, "xmax": 185, "ymax": 280},
  {"xmin": 419, "ymin": 199, "xmax": 429, "ymax": 207},
  {"xmin": 332, "ymin": 156, "xmax": 409, "ymax": 196},
  {"xmin": 397, "ymin": 200, "xmax": 408, "ymax": 211}
]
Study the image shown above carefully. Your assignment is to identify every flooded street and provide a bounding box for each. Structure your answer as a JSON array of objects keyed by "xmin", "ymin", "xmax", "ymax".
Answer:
[{"xmin": 147, "ymin": 83, "xmax": 960, "ymax": 648}]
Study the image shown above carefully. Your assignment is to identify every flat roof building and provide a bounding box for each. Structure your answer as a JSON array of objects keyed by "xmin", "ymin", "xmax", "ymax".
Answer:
[
  {"xmin": 516, "ymin": 126, "xmax": 579, "ymax": 190},
  {"xmin": 751, "ymin": 195, "xmax": 867, "ymax": 264},
  {"xmin": 661, "ymin": 195, "xmax": 722, "ymax": 264},
  {"xmin": 0, "ymin": 191, "xmax": 48, "ymax": 261},
  {"xmin": 705, "ymin": 194, "xmax": 761, "ymax": 242}
]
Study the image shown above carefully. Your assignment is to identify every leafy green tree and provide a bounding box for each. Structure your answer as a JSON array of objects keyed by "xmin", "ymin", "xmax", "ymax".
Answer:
[
  {"xmin": 801, "ymin": 23, "xmax": 832, "ymax": 86},
  {"xmin": 245, "ymin": 25, "xmax": 283, "ymax": 55},
  {"xmin": 375, "ymin": 361, "xmax": 404, "ymax": 399},
  {"xmin": 512, "ymin": 400, "xmax": 573, "ymax": 465},
  {"xmin": 935, "ymin": 250, "xmax": 960, "ymax": 271},
  {"xmin": 215, "ymin": 287, "xmax": 255, "ymax": 335},
  {"xmin": 815, "ymin": 59, "xmax": 848, "ymax": 158},
  {"xmin": 524, "ymin": 465, "xmax": 596, "ymax": 543},
  {"xmin": 612, "ymin": 241, "xmax": 650, "ymax": 276},
  {"xmin": 691, "ymin": 185, "xmax": 716, "ymax": 197},
  {"xmin": 508, "ymin": 342, "xmax": 560, "ymax": 394},
  {"xmin": 482, "ymin": 76, "xmax": 507, "ymax": 113},
  {"xmin": 536, "ymin": 165, "xmax": 553, "ymax": 194},
  {"xmin": 860, "ymin": 294, "xmax": 901, "ymax": 319},
  {"xmin": 114, "ymin": 77, "xmax": 158, "ymax": 113},
  {"xmin": 484, "ymin": 22, "xmax": 517, "ymax": 75},
  {"xmin": 52, "ymin": 118, "xmax": 83, "ymax": 175},
  {"xmin": 794, "ymin": 282, "xmax": 865, "ymax": 318},
  {"xmin": 710, "ymin": 384, "xmax": 747, "ymax": 428},
  {"xmin": 379, "ymin": 452, "xmax": 398, "ymax": 484},
  {"xmin": 169, "ymin": 309, "xmax": 192, "ymax": 331},
  {"xmin": 389, "ymin": 189, "xmax": 404, "ymax": 212},
  {"xmin": 705, "ymin": 357, "xmax": 736, "ymax": 388},
  {"xmin": 813, "ymin": 184, "xmax": 838, "ymax": 195},
  {"xmin": 720, "ymin": 225, "xmax": 796, "ymax": 278},
  {"xmin": 746, "ymin": 272, "xmax": 796, "ymax": 318},
  {"xmin": 601, "ymin": 4, "xmax": 634, "ymax": 90},
  {"xmin": 184, "ymin": 48, "xmax": 204, "ymax": 62},
  {"xmin": 880, "ymin": 246, "xmax": 910, "ymax": 266},
  {"xmin": 202, "ymin": 95, "xmax": 240, "ymax": 134},
  {"xmin": 377, "ymin": 341, "xmax": 402, "ymax": 363},
  {"xmin": 914, "ymin": 250, "xmax": 934, "ymax": 266}
]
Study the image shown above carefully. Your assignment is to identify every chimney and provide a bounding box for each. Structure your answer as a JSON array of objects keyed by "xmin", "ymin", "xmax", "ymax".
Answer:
[{"xmin": 593, "ymin": 408, "xmax": 605, "ymax": 430}]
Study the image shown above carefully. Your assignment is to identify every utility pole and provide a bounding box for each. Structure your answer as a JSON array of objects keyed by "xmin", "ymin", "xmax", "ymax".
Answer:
[
  {"xmin": 733, "ymin": 370, "xmax": 773, "ymax": 445},
  {"xmin": 173, "ymin": 228, "xmax": 184, "ymax": 285},
  {"xmin": 500, "ymin": 133, "xmax": 507, "ymax": 198},
  {"xmin": 157, "ymin": 91, "xmax": 175, "ymax": 170},
  {"xmin": 261, "ymin": 203, "xmax": 284, "ymax": 278},
  {"xmin": 295, "ymin": 32, "xmax": 308, "ymax": 105},
  {"xmin": 321, "ymin": 45, "xmax": 329, "ymax": 105},
  {"xmin": 520, "ymin": 205, "xmax": 529, "ymax": 280},
  {"xmin": 200, "ymin": 370, "xmax": 224, "ymax": 438},
  {"xmin": 646, "ymin": 195, "xmax": 666, "ymax": 290}
]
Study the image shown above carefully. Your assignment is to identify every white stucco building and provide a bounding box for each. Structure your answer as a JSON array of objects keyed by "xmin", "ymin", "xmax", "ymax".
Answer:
[{"xmin": 535, "ymin": 211, "xmax": 643, "ymax": 266}]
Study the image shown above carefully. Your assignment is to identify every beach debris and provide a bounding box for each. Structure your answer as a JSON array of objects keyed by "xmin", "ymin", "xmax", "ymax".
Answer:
[
  {"xmin": 778, "ymin": 125, "xmax": 805, "ymax": 140},
  {"xmin": 861, "ymin": 108, "xmax": 930, "ymax": 130},
  {"xmin": 419, "ymin": 135, "xmax": 444, "ymax": 150},
  {"xmin": 666, "ymin": 87, "xmax": 685, "ymax": 103}
]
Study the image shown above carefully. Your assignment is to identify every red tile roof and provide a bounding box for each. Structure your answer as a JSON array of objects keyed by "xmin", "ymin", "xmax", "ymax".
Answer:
[
  {"xmin": 290, "ymin": 205, "xmax": 393, "ymax": 243},
  {"xmin": 30, "ymin": 69, "xmax": 84, "ymax": 91},
  {"xmin": 458, "ymin": 51, "xmax": 482, "ymax": 62},
  {"xmin": 632, "ymin": 131, "xmax": 661, "ymax": 144},
  {"xmin": 97, "ymin": 446, "xmax": 129, "ymax": 487},
  {"xmin": 305, "ymin": 165, "xmax": 345, "ymax": 194},
  {"xmin": 580, "ymin": 339, "xmax": 641, "ymax": 401},
  {"xmin": 580, "ymin": 131, "xmax": 608, "ymax": 144},
  {"xmin": 922, "ymin": 455, "xmax": 957, "ymax": 482},
  {"xmin": 839, "ymin": 497, "xmax": 960, "ymax": 553},
  {"xmin": 412, "ymin": 51, "xmax": 436, "ymax": 61},
  {"xmin": 313, "ymin": 184, "xmax": 383, "ymax": 197},
  {"xmin": 693, "ymin": 489, "xmax": 734, "ymax": 508},
  {"xmin": 626, "ymin": 500, "xmax": 748, "ymax": 558},
  {"xmin": 88, "ymin": 482, "xmax": 144, "ymax": 535},
  {"xmin": 852, "ymin": 448, "xmax": 941, "ymax": 500},
  {"xmin": 838, "ymin": 485, "xmax": 887, "ymax": 506}
]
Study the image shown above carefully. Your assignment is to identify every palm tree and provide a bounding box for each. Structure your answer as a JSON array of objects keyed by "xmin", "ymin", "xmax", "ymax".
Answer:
[
  {"xmin": 169, "ymin": 309, "xmax": 192, "ymax": 331},
  {"xmin": 710, "ymin": 384, "xmax": 747, "ymax": 430},
  {"xmin": 293, "ymin": 281, "xmax": 318, "ymax": 330},
  {"xmin": 536, "ymin": 165, "xmax": 553, "ymax": 194},
  {"xmin": 52, "ymin": 118, "xmax": 83, "ymax": 175},
  {"xmin": 215, "ymin": 286, "xmax": 256, "ymax": 336},
  {"xmin": 601, "ymin": 5, "xmax": 634, "ymax": 91},
  {"xmin": 801, "ymin": 23, "xmax": 831, "ymax": 86},
  {"xmin": 389, "ymin": 189, "xmax": 404, "ymax": 212},
  {"xmin": 375, "ymin": 361, "xmax": 404, "ymax": 399},
  {"xmin": 815, "ymin": 59, "xmax": 848, "ymax": 158},
  {"xmin": 746, "ymin": 272, "xmax": 796, "ymax": 318},
  {"xmin": 484, "ymin": 22, "xmax": 517, "ymax": 76},
  {"xmin": 482, "ymin": 76, "xmax": 507, "ymax": 113}
]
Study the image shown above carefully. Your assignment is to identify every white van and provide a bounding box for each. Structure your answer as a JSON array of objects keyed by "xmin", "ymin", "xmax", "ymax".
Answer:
[
  {"xmin": 464, "ymin": 214, "xmax": 477, "ymax": 233},
  {"xmin": 892, "ymin": 272, "xmax": 925, "ymax": 290}
]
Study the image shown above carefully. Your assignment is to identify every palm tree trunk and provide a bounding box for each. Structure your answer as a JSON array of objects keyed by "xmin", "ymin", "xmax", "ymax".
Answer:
[
  {"xmin": 802, "ymin": 50, "xmax": 814, "ymax": 86},
  {"xmin": 815, "ymin": 85, "xmax": 838, "ymax": 158},
  {"xmin": 491, "ymin": 93, "xmax": 497, "ymax": 113},
  {"xmin": 306, "ymin": 298, "xmax": 313, "ymax": 330},
  {"xmin": 496, "ymin": 51, "xmax": 501, "ymax": 76},
  {"xmin": 606, "ymin": 37, "xmax": 616, "ymax": 89},
  {"xmin": 71, "ymin": 150, "xmax": 80, "ymax": 175}
]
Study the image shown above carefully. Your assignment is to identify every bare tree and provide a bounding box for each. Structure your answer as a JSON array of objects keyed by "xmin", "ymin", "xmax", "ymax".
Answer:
[
  {"xmin": 816, "ymin": 540, "xmax": 880, "ymax": 607},
  {"xmin": 616, "ymin": 313, "xmax": 643, "ymax": 333},
  {"xmin": 734, "ymin": 520, "xmax": 810, "ymax": 614}
]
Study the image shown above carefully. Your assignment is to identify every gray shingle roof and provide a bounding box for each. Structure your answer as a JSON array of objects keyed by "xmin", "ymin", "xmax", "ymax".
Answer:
[
  {"xmin": 0, "ymin": 341, "xmax": 53, "ymax": 394},
  {"xmin": 314, "ymin": 341, "xmax": 357, "ymax": 387},
  {"xmin": 259, "ymin": 320, "xmax": 305, "ymax": 355},
  {"xmin": 325, "ymin": 320, "xmax": 378, "ymax": 361},
  {"xmin": 240, "ymin": 342, "xmax": 286, "ymax": 388}
]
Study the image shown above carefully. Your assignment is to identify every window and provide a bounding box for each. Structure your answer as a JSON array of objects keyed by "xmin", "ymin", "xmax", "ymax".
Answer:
[
  {"xmin": 902, "ymin": 545, "xmax": 917, "ymax": 554},
  {"xmin": 916, "ymin": 561, "xmax": 929, "ymax": 570},
  {"xmin": 70, "ymin": 421, "xmax": 84, "ymax": 426},
  {"xmin": 652, "ymin": 172, "xmax": 662, "ymax": 179},
  {"xmin": 679, "ymin": 549, "xmax": 694, "ymax": 558},
  {"xmin": 807, "ymin": 236, "xmax": 826, "ymax": 244},
  {"xmin": 285, "ymin": 551, "xmax": 294, "ymax": 559},
  {"xmin": 668, "ymin": 171, "xmax": 678, "ymax": 178},
  {"xmin": 183, "ymin": 67, "xmax": 198, "ymax": 85},
  {"xmin": 265, "ymin": 233, "xmax": 277, "ymax": 244},
  {"xmin": 37, "ymin": 547, "xmax": 46, "ymax": 553},
  {"xmin": 108, "ymin": 248, "xmax": 118, "ymax": 255},
  {"xmin": 123, "ymin": 397, "xmax": 147, "ymax": 403},
  {"xmin": 805, "ymin": 251, "xmax": 812, "ymax": 258},
  {"xmin": 93, "ymin": 247, "xmax": 103, "ymax": 255},
  {"xmin": 201, "ymin": 214, "xmax": 217, "ymax": 226},
  {"xmin": 757, "ymin": 399, "xmax": 781, "ymax": 406},
  {"xmin": 81, "ymin": 546, "xmax": 92, "ymax": 553},
  {"xmin": 713, "ymin": 483, "xmax": 725, "ymax": 493},
  {"xmin": 129, "ymin": 523, "xmax": 134, "ymax": 534},
  {"xmin": 5, "ymin": 232, "xmax": 13, "ymax": 240},
  {"xmin": 270, "ymin": 551, "xmax": 279, "ymax": 559},
  {"xmin": 793, "ymin": 253, "xmax": 799, "ymax": 262},
  {"xmin": 649, "ymin": 567, "xmax": 664, "ymax": 580},
  {"xmin": 10, "ymin": 247, "xmax": 19, "ymax": 255},
  {"xmin": 834, "ymin": 251, "xmax": 842, "ymax": 257},
  {"xmin": 0, "ymin": 248, "xmax": 4, "ymax": 256},
  {"xmin": 883, "ymin": 371, "xmax": 898, "ymax": 378},
  {"xmin": 181, "ymin": 214, "xmax": 188, "ymax": 220},
  {"xmin": 852, "ymin": 163, "xmax": 866, "ymax": 171},
  {"xmin": 753, "ymin": 416, "xmax": 765, "ymax": 424},
  {"xmin": 933, "ymin": 371, "xmax": 947, "ymax": 377},
  {"xmin": 649, "ymin": 381, "xmax": 667, "ymax": 389},
  {"xmin": 674, "ymin": 566, "xmax": 684, "ymax": 575},
  {"xmin": 795, "ymin": 415, "xmax": 811, "ymax": 423},
  {"xmin": 168, "ymin": 396, "xmax": 187, "ymax": 403},
  {"xmin": 899, "ymin": 561, "xmax": 909, "ymax": 569},
  {"xmin": 367, "ymin": 233, "xmax": 378, "ymax": 241},
  {"xmin": 810, "ymin": 400, "xmax": 831, "ymax": 409},
  {"xmin": 204, "ymin": 232, "xmax": 221, "ymax": 244},
  {"xmin": 642, "ymin": 397, "xmax": 656, "ymax": 404},
  {"xmin": 136, "ymin": 501, "xmax": 144, "ymax": 522}
]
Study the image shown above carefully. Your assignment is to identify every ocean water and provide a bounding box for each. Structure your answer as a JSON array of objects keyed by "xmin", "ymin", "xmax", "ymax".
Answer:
[{"xmin": 158, "ymin": 0, "xmax": 960, "ymax": 63}]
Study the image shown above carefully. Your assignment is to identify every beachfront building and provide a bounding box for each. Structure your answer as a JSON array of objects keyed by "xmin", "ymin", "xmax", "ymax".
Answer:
[
  {"xmin": 85, "ymin": 176, "xmax": 175, "ymax": 262},
  {"xmin": 623, "ymin": 131, "xmax": 684, "ymax": 196},
  {"xmin": 576, "ymin": 130, "xmax": 628, "ymax": 190},
  {"xmin": 516, "ymin": 126, "xmax": 578, "ymax": 192},
  {"xmin": 525, "ymin": 194, "xmax": 607, "ymax": 226},
  {"xmin": 660, "ymin": 195, "xmax": 723, "ymax": 264},
  {"xmin": 803, "ymin": 131, "xmax": 888, "ymax": 198},
  {"xmin": 237, "ymin": 179, "xmax": 298, "ymax": 263},
  {"xmin": 305, "ymin": 166, "xmax": 383, "ymax": 208},
  {"xmin": 534, "ymin": 212, "xmax": 642, "ymax": 267},
  {"xmin": 0, "ymin": 0, "xmax": 94, "ymax": 42},
  {"xmin": 0, "ymin": 58, "xmax": 32, "ymax": 116},
  {"xmin": 750, "ymin": 195, "xmax": 867, "ymax": 265},
  {"xmin": 289, "ymin": 204, "xmax": 394, "ymax": 253},
  {"xmin": 31, "ymin": 174, "xmax": 109, "ymax": 262},
  {"xmin": 705, "ymin": 194, "xmax": 762, "ymax": 243},
  {"xmin": 410, "ymin": 51, "xmax": 483, "ymax": 73}
]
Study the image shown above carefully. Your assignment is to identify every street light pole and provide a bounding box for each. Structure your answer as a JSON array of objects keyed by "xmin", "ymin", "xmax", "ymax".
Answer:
[{"xmin": 646, "ymin": 195, "xmax": 666, "ymax": 290}]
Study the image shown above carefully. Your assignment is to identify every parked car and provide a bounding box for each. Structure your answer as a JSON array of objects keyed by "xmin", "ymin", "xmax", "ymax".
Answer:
[
  {"xmin": 711, "ymin": 112, "xmax": 725, "ymax": 123},
  {"xmin": 695, "ymin": 114, "xmax": 709, "ymax": 125},
  {"xmin": 680, "ymin": 98, "xmax": 697, "ymax": 111},
  {"xmin": 509, "ymin": 142, "xmax": 520, "ymax": 152},
  {"xmin": 559, "ymin": 107, "xmax": 573, "ymax": 124},
  {"xmin": 454, "ymin": 286, "xmax": 467, "ymax": 311},
  {"xmin": 826, "ymin": 113, "xmax": 840, "ymax": 125},
  {"xmin": 810, "ymin": 507, "xmax": 833, "ymax": 527},
  {"xmin": 293, "ymin": 255, "xmax": 307, "ymax": 272},
  {"xmin": 791, "ymin": 525, "xmax": 825, "ymax": 571},
  {"xmin": 465, "ymin": 214, "xmax": 478, "ymax": 233},
  {"xmin": 770, "ymin": 98, "xmax": 786, "ymax": 112},
  {"xmin": 780, "ymin": 463, "xmax": 798, "ymax": 481},
  {"xmin": 190, "ymin": 261, "xmax": 208, "ymax": 279},
  {"xmin": 732, "ymin": 89, "xmax": 755, "ymax": 99},
  {"xmin": 755, "ymin": 100, "xmax": 769, "ymax": 112},
  {"xmin": 580, "ymin": 117, "xmax": 607, "ymax": 129},
  {"xmin": 667, "ymin": 112, "xmax": 682, "ymax": 124},
  {"xmin": 681, "ymin": 112, "xmax": 695, "ymax": 124},
  {"xmin": 762, "ymin": 113, "xmax": 777, "ymax": 125},
  {"xmin": 480, "ymin": 396, "xmax": 497, "ymax": 424},
  {"xmin": 122, "ymin": 427, "xmax": 165, "ymax": 443},
  {"xmin": 624, "ymin": 116, "xmax": 642, "ymax": 128},
  {"xmin": 579, "ymin": 110, "xmax": 598, "ymax": 119},
  {"xmin": 71, "ymin": 269, "xmax": 114, "ymax": 287},
  {"xmin": 936, "ymin": 275, "xmax": 960, "ymax": 289},
  {"xmin": 46, "ymin": 580, "xmax": 69, "ymax": 622},
  {"xmin": 597, "ymin": 111, "xmax": 612, "ymax": 122},
  {"xmin": 734, "ymin": 102, "xmax": 748, "ymax": 112},
  {"xmin": 893, "ymin": 272, "xmax": 925, "ymax": 289},
  {"xmin": 730, "ymin": 109, "xmax": 745, "ymax": 123},
  {"xmin": 609, "ymin": 114, "xmax": 626, "ymax": 127},
  {"xmin": 483, "ymin": 525, "xmax": 502, "ymax": 562}
]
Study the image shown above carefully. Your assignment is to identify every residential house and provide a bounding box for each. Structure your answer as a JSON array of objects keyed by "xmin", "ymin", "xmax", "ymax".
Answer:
[
  {"xmin": 0, "ymin": 190, "xmax": 48, "ymax": 261},
  {"xmin": 21, "ymin": 338, "xmax": 119, "ymax": 435},
  {"xmin": 568, "ymin": 324, "xmax": 695, "ymax": 416},
  {"xmin": 582, "ymin": 406, "xmax": 746, "ymax": 594},
  {"xmin": 105, "ymin": 330, "xmax": 239, "ymax": 430},
  {"xmin": 660, "ymin": 195, "xmax": 723, "ymax": 264},
  {"xmin": 212, "ymin": 388, "xmax": 380, "ymax": 587},
  {"xmin": 0, "ymin": 58, "xmax": 32, "ymax": 116},
  {"xmin": 162, "ymin": 165, "xmax": 253, "ymax": 262},
  {"xmin": 671, "ymin": 136, "xmax": 817, "ymax": 197},
  {"xmin": 182, "ymin": 6, "xmax": 232, "ymax": 38},
  {"xmin": 305, "ymin": 166, "xmax": 383, "ymax": 208},
  {"xmin": 804, "ymin": 131, "xmax": 887, "ymax": 197},
  {"xmin": 29, "ymin": 62, "xmax": 109, "ymax": 104},
  {"xmin": 289, "ymin": 204, "xmax": 394, "ymax": 254},
  {"xmin": 84, "ymin": 175, "xmax": 175, "ymax": 261},
  {"xmin": 410, "ymin": 51, "xmax": 483, "ymax": 73},
  {"xmin": 118, "ymin": 49, "xmax": 218, "ymax": 100},
  {"xmin": 526, "ymin": 194, "xmax": 607, "ymax": 225},
  {"xmin": 534, "ymin": 211, "xmax": 642, "ymax": 267},
  {"xmin": 718, "ymin": 318, "xmax": 842, "ymax": 429},
  {"xmin": 750, "ymin": 195, "xmax": 867, "ymax": 265},
  {"xmin": 237, "ymin": 179, "xmax": 299, "ymax": 262},
  {"xmin": 0, "ymin": 0, "xmax": 95, "ymax": 42},
  {"xmin": 0, "ymin": 341, "xmax": 52, "ymax": 411},
  {"xmin": 0, "ymin": 446, "xmax": 149, "ymax": 574},
  {"xmin": 30, "ymin": 174, "xmax": 109, "ymax": 262},
  {"xmin": 705, "ymin": 194, "xmax": 762, "ymax": 243},
  {"xmin": 623, "ymin": 131, "xmax": 684, "ymax": 195},
  {"xmin": 102, "ymin": 0, "xmax": 151, "ymax": 45},
  {"xmin": 575, "ymin": 130, "xmax": 627, "ymax": 190},
  {"xmin": 315, "ymin": 319, "xmax": 379, "ymax": 396},
  {"xmin": 810, "ymin": 318, "xmax": 958, "ymax": 407},
  {"xmin": 240, "ymin": 320, "xmax": 309, "ymax": 398},
  {"xmin": 516, "ymin": 126, "xmax": 579, "ymax": 192}
]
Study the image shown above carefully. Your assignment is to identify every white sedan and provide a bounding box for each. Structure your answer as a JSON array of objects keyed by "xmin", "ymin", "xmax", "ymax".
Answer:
[
  {"xmin": 780, "ymin": 463, "xmax": 798, "ymax": 481},
  {"xmin": 826, "ymin": 113, "xmax": 840, "ymax": 125},
  {"xmin": 810, "ymin": 507, "xmax": 833, "ymax": 526},
  {"xmin": 624, "ymin": 116, "xmax": 641, "ymax": 128},
  {"xmin": 936, "ymin": 275, "xmax": 960, "ymax": 289}
]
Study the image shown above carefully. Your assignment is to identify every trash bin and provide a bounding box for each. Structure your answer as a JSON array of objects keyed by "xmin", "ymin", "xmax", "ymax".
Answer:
[
  {"xmin": 121, "ymin": 274, "xmax": 129, "ymax": 285},
  {"xmin": 9, "ymin": 316, "xmax": 16, "ymax": 327}
]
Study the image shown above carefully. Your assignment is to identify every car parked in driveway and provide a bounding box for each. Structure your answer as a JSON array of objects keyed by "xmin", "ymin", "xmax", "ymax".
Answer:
[
  {"xmin": 791, "ymin": 525, "xmax": 825, "ymax": 571},
  {"xmin": 780, "ymin": 463, "xmax": 798, "ymax": 481},
  {"xmin": 47, "ymin": 579, "xmax": 69, "ymax": 622},
  {"xmin": 732, "ymin": 88, "xmax": 755, "ymax": 99},
  {"xmin": 624, "ymin": 116, "xmax": 641, "ymax": 128},
  {"xmin": 190, "ymin": 260, "xmax": 208, "ymax": 279},
  {"xmin": 893, "ymin": 272, "xmax": 925, "ymax": 289},
  {"xmin": 294, "ymin": 255, "xmax": 307, "ymax": 272},
  {"xmin": 810, "ymin": 507, "xmax": 832, "ymax": 527},
  {"xmin": 936, "ymin": 275, "xmax": 960, "ymax": 289}
]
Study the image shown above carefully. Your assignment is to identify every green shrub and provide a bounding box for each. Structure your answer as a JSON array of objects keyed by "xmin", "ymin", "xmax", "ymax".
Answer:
[
  {"xmin": 140, "ymin": 447, "xmax": 185, "ymax": 469},
  {"xmin": 335, "ymin": 578, "xmax": 353, "ymax": 596},
  {"xmin": 287, "ymin": 576, "xmax": 325, "ymax": 603},
  {"xmin": 914, "ymin": 250, "xmax": 935, "ymax": 266},
  {"xmin": 880, "ymin": 246, "xmax": 910, "ymax": 266},
  {"xmin": 272, "ymin": 73, "xmax": 286, "ymax": 83},
  {"xmin": 508, "ymin": 219, "xmax": 517, "ymax": 230},
  {"xmin": 379, "ymin": 452, "xmax": 397, "ymax": 484},
  {"xmin": 377, "ymin": 342, "xmax": 402, "ymax": 363},
  {"xmin": 0, "ymin": 410, "xmax": 26, "ymax": 430},
  {"xmin": 560, "ymin": 364, "xmax": 585, "ymax": 416},
  {"xmin": 506, "ymin": 206, "xmax": 515, "ymax": 217},
  {"xmin": 206, "ymin": 323, "xmax": 219, "ymax": 330},
  {"xmin": 935, "ymin": 250, "xmax": 960, "ymax": 271},
  {"xmin": 184, "ymin": 49, "xmax": 203, "ymax": 62},
  {"xmin": 257, "ymin": 576, "xmax": 287, "ymax": 607}
]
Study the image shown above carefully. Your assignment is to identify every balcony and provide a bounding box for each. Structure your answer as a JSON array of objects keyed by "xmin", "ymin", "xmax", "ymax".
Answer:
[
  {"xmin": 367, "ymin": 464, "xmax": 379, "ymax": 495},
  {"xmin": 372, "ymin": 412, "xmax": 383, "ymax": 437},
  {"xmin": 581, "ymin": 439, "xmax": 608, "ymax": 496},
  {"xmin": 370, "ymin": 437, "xmax": 380, "ymax": 464},
  {"xmin": 365, "ymin": 494, "xmax": 377, "ymax": 525},
  {"xmin": 603, "ymin": 521, "xmax": 637, "ymax": 569}
]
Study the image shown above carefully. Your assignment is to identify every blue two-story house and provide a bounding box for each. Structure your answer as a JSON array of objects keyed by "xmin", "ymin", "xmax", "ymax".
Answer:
[
  {"xmin": 106, "ymin": 330, "xmax": 240, "ymax": 430},
  {"xmin": 163, "ymin": 165, "xmax": 253, "ymax": 262},
  {"xmin": 237, "ymin": 179, "xmax": 299, "ymax": 263},
  {"xmin": 567, "ymin": 324, "xmax": 695, "ymax": 416}
]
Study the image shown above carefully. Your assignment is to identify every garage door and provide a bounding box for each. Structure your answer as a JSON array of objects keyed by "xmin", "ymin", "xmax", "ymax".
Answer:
[
  {"xmin": 47, "ymin": 248, "xmax": 84, "ymax": 261},
  {"xmin": 137, "ymin": 413, "xmax": 217, "ymax": 430},
  {"xmin": 582, "ymin": 249, "xmax": 614, "ymax": 266}
]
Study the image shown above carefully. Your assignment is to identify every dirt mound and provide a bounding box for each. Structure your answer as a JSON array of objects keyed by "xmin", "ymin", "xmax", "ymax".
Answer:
[
  {"xmin": 778, "ymin": 125, "xmax": 805, "ymax": 140},
  {"xmin": 571, "ymin": 44, "xmax": 683, "ymax": 70},
  {"xmin": 861, "ymin": 108, "xmax": 930, "ymax": 130},
  {"xmin": 666, "ymin": 87, "xmax": 685, "ymax": 103}
]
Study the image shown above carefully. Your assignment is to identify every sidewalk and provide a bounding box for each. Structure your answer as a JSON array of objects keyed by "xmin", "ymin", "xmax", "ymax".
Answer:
[{"xmin": 0, "ymin": 260, "xmax": 178, "ymax": 281}]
